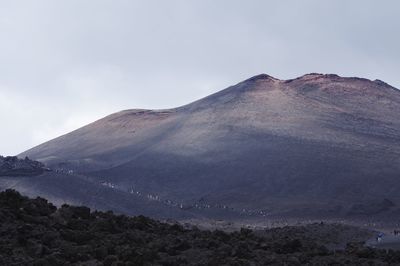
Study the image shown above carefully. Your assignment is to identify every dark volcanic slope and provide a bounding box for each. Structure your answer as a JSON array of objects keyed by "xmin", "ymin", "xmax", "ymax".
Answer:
[{"xmin": 17, "ymin": 73, "xmax": 400, "ymax": 219}]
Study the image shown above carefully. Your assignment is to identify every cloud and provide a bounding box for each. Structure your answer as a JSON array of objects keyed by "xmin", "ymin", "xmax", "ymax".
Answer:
[{"xmin": 0, "ymin": 0, "xmax": 399, "ymax": 155}]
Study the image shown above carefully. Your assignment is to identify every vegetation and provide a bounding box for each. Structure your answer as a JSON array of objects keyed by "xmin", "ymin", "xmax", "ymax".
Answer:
[{"xmin": 1, "ymin": 190, "xmax": 400, "ymax": 265}]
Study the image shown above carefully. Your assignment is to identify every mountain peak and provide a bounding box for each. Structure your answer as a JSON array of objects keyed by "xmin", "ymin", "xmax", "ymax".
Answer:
[
  {"xmin": 14, "ymin": 72, "xmax": 400, "ymax": 223},
  {"xmin": 243, "ymin": 73, "xmax": 279, "ymax": 83},
  {"xmin": 292, "ymin": 73, "xmax": 341, "ymax": 81}
]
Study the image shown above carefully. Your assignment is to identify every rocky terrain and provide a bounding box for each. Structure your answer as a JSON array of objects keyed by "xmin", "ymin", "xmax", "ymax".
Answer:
[
  {"xmin": 3, "ymin": 189, "xmax": 400, "ymax": 266},
  {"xmin": 6, "ymin": 73, "xmax": 400, "ymax": 222},
  {"xmin": 0, "ymin": 156, "xmax": 47, "ymax": 177}
]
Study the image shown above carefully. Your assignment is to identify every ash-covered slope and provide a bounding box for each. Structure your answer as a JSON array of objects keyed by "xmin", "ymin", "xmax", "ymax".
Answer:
[{"xmin": 18, "ymin": 73, "xmax": 400, "ymax": 219}]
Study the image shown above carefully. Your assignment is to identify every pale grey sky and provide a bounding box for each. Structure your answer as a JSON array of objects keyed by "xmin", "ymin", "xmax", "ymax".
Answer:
[{"xmin": 1, "ymin": 0, "xmax": 399, "ymax": 155}]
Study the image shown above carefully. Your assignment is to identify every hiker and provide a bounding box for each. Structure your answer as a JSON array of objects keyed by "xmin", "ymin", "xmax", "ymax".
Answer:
[{"xmin": 377, "ymin": 232, "xmax": 384, "ymax": 243}]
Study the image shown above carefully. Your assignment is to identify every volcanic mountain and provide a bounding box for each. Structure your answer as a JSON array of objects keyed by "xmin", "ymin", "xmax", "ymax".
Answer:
[{"xmin": 5, "ymin": 73, "xmax": 400, "ymax": 221}]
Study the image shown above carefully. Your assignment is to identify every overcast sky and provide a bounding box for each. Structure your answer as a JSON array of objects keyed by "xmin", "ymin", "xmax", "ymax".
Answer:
[{"xmin": 1, "ymin": 0, "xmax": 399, "ymax": 155}]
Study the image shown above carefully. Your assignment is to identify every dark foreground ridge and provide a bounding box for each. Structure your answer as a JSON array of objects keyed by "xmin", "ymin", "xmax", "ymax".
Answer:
[
  {"xmin": 0, "ymin": 156, "xmax": 48, "ymax": 177},
  {"xmin": 1, "ymin": 190, "xmax": 400, "ymax": 265}
]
